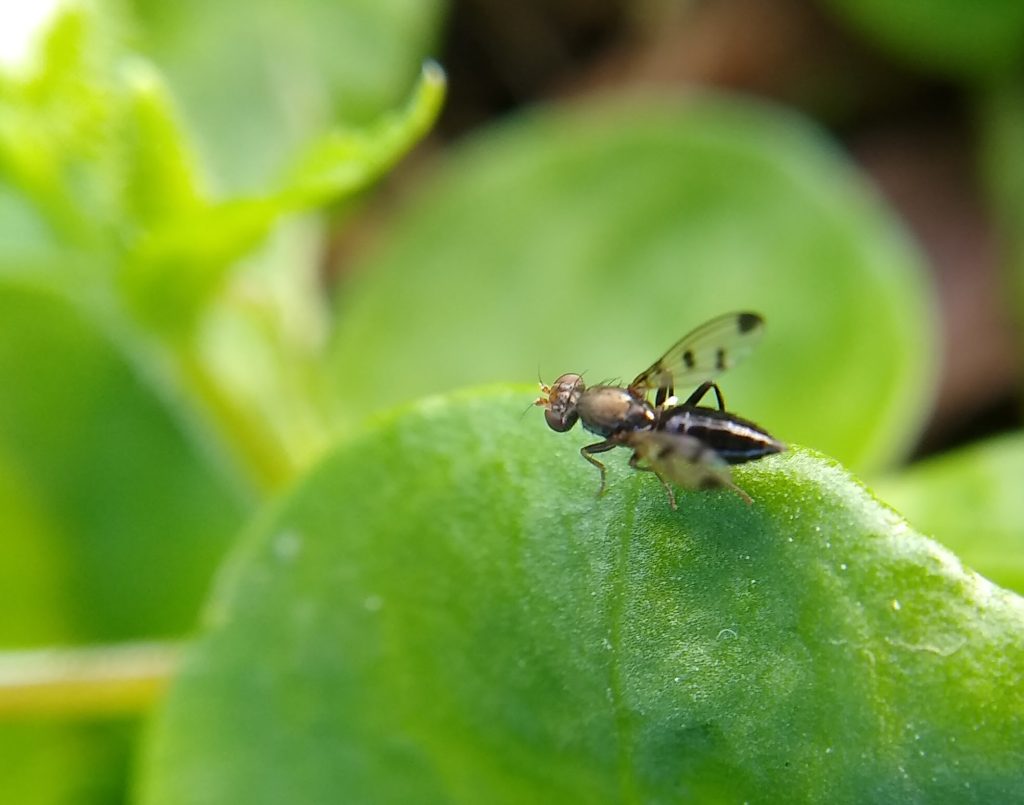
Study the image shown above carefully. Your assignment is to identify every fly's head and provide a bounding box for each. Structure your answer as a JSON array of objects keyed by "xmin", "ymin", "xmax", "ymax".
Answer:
[{"xmin": 535, "ymin": 373, "xmax": 585, "ymax": 432}]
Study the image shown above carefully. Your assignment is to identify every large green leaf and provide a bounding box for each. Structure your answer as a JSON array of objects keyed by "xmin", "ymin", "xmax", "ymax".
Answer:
[
  {"xmin": 0, "ymin": 282, "xmax": 245, "ymax": 640},
  {"xmin": 822, "ymin": 0, "xmax": 1024, "ymax": 79},
  {"xmin": 878, "ymin": 433, "xmax": 1024, "ymax": 595},
  {"xmin": 0, "ymin": 281, "xmax": 246, "ymax": 805},
  {"xmin": 142, "ymin": 389, "xmax": 1024, "ymax": 803}
]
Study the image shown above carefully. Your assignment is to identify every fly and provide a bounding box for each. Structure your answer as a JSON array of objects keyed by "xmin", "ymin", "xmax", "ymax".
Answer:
[{"xmin": 534, "ymin": 311, "xmax": 784, "ymax": 509}]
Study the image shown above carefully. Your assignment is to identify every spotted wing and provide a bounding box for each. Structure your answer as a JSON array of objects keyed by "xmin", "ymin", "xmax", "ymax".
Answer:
[
  {"xmin": 629, "ymin": 312, "xmax": 764, "ymax": 404},
  {"xmin": 630, "ymin": 430, "xmax": 752, "ymax": 505}
]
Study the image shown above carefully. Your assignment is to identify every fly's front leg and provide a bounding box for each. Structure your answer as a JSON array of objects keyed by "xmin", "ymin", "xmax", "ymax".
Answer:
[
  {"xmin": 581, "ymin": 441, "xmax": 617, "ymax": 497},
  {"xmin": 682, "ymin": 380, "xmax": 726, "ymax": 411},
  {"xmin": 628, "ymin": 452, "xmax": 678, "ymax": 510}
]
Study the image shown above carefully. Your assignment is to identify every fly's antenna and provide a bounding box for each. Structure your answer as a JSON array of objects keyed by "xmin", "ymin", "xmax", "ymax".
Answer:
[{"xmin": 523, "ymin": 366, "xmax": 546, "ymax": 420}]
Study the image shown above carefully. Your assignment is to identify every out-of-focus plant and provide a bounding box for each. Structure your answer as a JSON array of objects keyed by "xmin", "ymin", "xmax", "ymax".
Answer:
[
  {"xmin": 823, "ymin": 0, "xmax": 1024, "ymax": 80},
  {"xmin": 0, "ymin": 2, "xmax": 443, "ymax": 802},
  {"xmin": 1, "ymin": 1, "xmax": 1022, "ymax": 803}
]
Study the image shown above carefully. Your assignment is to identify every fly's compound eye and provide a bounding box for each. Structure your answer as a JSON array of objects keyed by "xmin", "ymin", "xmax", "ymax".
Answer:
[
  {"xmin": 538, "ymin": 373, "xmax": 584, "ymax": 432},
  {"xmin": 544, "ymin": 407, "xmax": 579, "ymax": 432}
]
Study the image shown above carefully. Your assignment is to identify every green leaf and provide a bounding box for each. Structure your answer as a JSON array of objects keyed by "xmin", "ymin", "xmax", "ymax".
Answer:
[
  {"xmin": 116, "ymin": 58, "xmax": 205, "ymax": 228},
  {"xmin": 141, "ymin": 389, "xmax": 1024, "ymax": 803},
  {"xmin": 3, "ymin": 5, "xmax": 445, "ymax": 341},
  {"xmin": 127, "ymin": 0, "xmax": 447, "ymax": 191},
  {"xmin": 823, "ymin": 0, "xmax": 1024, "ymax": 79},
  {"xmin": 877, "ymin": 433, "xmax": 1024, "ymax": 595},
  {"xmin": 0, "ymin": 4, "xmax": 122, "ymax": 248},
  {"xmin": 0, "ymin": 721, "xmax": 132, "ymax": 805},
  {"xmin": 0, "ymin": 281, "xmax": 245, "ymax": 640},
  {"xmin": 277, "ymin": 61, "xmax": 446, "ymax": 209},
  {"xmin": 0, "ymin": 280, "xmax": 246, "ymax": 804},
  {"xmin": 0, "ymin": 443, "xmax": 92, "ymax": 805},
  {"xmin": 121, "ymin": 59, "xmax": 444, "ymax": 336},
  {"xmin": 0, "ymin": 452, "xmax": 69, "ymax": 645},
  {"xmin": 329, "ymin": 96, "xmax": 936, "ymax": 473},
  {"xmin": 979, "ymin": 80, "xmax": 1024, "ymax": 321}
]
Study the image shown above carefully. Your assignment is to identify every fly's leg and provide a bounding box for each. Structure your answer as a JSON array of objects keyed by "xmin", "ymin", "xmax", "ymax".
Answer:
[
  {"xmin": 724, "ymin": 480, "xmax": 753, "ymax": 506},
  {"xmin": 696, "ymin": 470, "xmax": 754, "ymax": 506},
  {"xmin": 581, "ymin": 441, "xmax": 617, "ymax": 497},
  {"xmin": 682, "ymin": 380, "xmax": 726, "ymax": 411},
  {"xmin": 628, "ymin": 452, "xmax": 678, "ymax": 510},
  {"xmin": 655, "ymin": 384, "xmax": 675, "ymax": 408}
]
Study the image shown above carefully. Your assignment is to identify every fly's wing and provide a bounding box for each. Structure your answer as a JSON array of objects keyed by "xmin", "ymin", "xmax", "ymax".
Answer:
[
  {"xmin": 631, "ymin": 431, "xmax": 752, "ymax": 504},
  {"xmin": 629, "ymin": 312, "xmax": 764, "ymax": 403}
]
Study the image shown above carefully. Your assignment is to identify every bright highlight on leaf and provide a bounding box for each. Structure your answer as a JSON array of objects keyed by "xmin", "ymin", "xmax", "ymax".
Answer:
[{"xmin": 142, "ymin": 389, "xmax": 1024, "ymax": 804}]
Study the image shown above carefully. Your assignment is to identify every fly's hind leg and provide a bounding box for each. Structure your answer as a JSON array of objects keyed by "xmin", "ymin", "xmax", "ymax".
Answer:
[
  {"xmin": 694, "ymin": 468, "xmax": 754, "ymax": 506},
  {"xmin": 682, "ymin": 380, "xmax": 726, "ymax": 411},
  {"xmin": 581, "ymin": 441, "xmax": 617, "ymax": 497},
  {"xmin": 722, "ymin": 479, "xmax": 753, "ymax": 506},
  {"xmin": 628, "ymin": 451, "xmax": 678, "ymax": 510}
]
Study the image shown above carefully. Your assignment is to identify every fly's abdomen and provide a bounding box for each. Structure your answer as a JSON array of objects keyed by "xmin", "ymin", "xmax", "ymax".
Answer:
[{"xmin": 659, "ymin": 407, "xmax": 784, "ymax": 465}]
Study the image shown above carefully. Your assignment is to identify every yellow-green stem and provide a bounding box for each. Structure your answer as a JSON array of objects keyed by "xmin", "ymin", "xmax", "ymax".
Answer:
[
  {"xmin": 0, "ymin": 642, "xmax": 181, "ymax": 719},
  {"xmin": 176, "ymin": 348, "xmax": 295, "ymax": 493}
]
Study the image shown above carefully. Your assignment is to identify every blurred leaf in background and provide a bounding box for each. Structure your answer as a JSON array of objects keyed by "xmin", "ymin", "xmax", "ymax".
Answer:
[
  {"xmin": 0, "ymin": 8, "xmax": 245, "ymax": 801},
  {"xmin": 0, "ymin": 0, "xmax": 445, "ymax": 802},
  {"xmin": 829, "ymin": 0, "xmax": 1024, "ymax": 594},
  {"xmin": 981, "ymin": 80, "xmax": 1024, "ymax": 334},
  {"xmin": 126, "ymin": 0, "xmax": 446, "ymax": 192},
  {"xmin": 823, "ymin": 0, "xmax": 1024, "ymax": 79},
  {"xmin": 329, "ymin": 97, "xmax": 937, "ymax": 473},
  {"xmin": 879, "ymin": 433, "xmax": 1024, "ymax": 595}
]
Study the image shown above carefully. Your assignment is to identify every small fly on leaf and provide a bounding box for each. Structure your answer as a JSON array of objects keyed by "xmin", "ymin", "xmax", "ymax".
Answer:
[{"xmin": 534, "ymin": 311, "xmax": 784, "ymax": 509}]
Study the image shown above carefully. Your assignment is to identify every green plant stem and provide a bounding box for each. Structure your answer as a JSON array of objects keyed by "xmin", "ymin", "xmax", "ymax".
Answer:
[
  {"xmin": 0, "ymin": 642, "xmax": 181, "ymax": 719},
  {"xmin": 175, "ymin": 347, "xmax": 295, "ymax": 493}
]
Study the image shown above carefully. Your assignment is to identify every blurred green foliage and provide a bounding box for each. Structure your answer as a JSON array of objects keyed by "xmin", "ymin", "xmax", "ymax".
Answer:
[
  {"xmin": 125, "ymin": 0, "xmax": 446, "ymax": 192},
  {"xmin": 981, "ymin": 81, "xmax": 1024, "ymax": 326},
  {"xmin": 823, "ymin": 0, "xmax": 1024, "ymax": 79},
  {"xmin": 1, "ymin": 1, "xmax": 1023, "ymax": 802},
  {"xmin": 879, "ymin": 433, "xmax": 1024, "ymax": 594},
  {"xmin": 0, "ymin": 2, "xmax": 442, "ymax": 802},
  {"xmin": 328, "ymin": 97, "xmax": 936, "ymax": 472}
]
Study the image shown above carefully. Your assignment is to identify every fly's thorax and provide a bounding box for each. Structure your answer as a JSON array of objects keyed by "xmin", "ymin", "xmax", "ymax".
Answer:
[{"xmin": 577, "ymin": 386, "xmax": 655, "ymax": 438}]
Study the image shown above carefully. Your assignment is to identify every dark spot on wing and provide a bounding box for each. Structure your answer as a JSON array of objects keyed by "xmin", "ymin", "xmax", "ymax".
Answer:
[
  {"xmin": 683, "ymin": 350, "xmax": 696, "ymax": 369},
  {"xmin": 738, "ymin": 312, "xmax": 761, "ymax": 333},
  {"xmin": 715, "ymin": 348, "xmax": 726, "ymax": 370}
]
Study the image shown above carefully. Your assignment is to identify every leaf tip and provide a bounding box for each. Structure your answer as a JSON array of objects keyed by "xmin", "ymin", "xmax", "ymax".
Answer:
[{"xmin": 420, "ymin": 59, "xmax": 447, "ymax": 90}]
